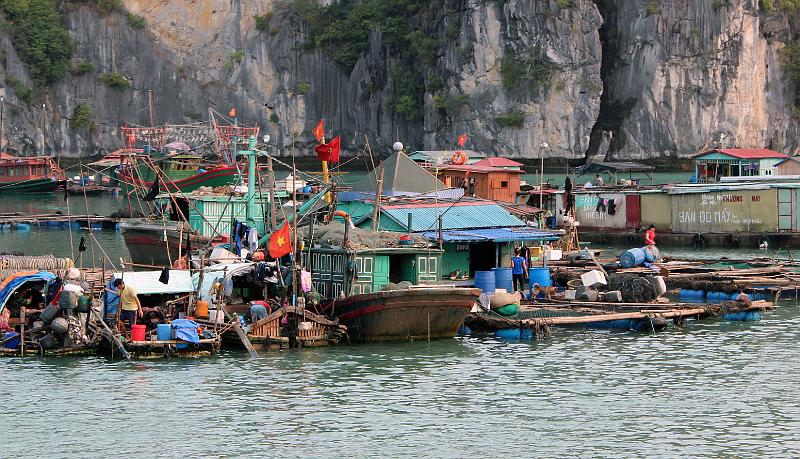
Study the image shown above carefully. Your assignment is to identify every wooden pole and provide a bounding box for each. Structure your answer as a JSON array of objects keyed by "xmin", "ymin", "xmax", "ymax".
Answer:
[
  {"xmin": 19, "ymin": 306, "xmax": 25, "ymax": 356},
  {"xmin": 371, "ymin": 165, "xmax": 384, "ymax": 231},
  {"xmin": 267, "ymin": 156, "xmax": 277, "ymax": 233}
]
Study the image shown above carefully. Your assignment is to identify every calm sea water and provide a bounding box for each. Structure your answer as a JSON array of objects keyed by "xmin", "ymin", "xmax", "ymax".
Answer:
[{"xmin": 1, "ymin": 181, "xmax": 799, "ymax": 457}]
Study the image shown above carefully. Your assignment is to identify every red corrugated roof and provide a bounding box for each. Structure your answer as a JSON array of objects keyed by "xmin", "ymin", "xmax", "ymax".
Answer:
[
  {"xmin": 473, "ymin": 157, "xmax": 524, "ymax": 167},
  {"xmin": 701, "ymin": 148, "xmax": 788, "ymax": 159},
  {"xmin": 437, "ymin": 164, "xmax": 524, "ymax": 173}
]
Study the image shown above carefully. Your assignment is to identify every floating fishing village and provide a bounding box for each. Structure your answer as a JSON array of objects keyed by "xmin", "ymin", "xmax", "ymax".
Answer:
[
  {"xmin": 0, "ymin": 113, "xmax": 795, "ymax": 360},
  {"xmin": 4, "ymin": 1, "xmax": 800, "ymax": 455}
]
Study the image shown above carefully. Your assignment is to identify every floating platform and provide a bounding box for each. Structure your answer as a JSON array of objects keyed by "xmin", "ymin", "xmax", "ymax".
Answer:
[
  {"xmin": 0, "ymin": 213, "xmax": 119, "ymax": 230},
  {"xmin": 464, "ymin": 300, "xmax": 773, "ymax": 339}
]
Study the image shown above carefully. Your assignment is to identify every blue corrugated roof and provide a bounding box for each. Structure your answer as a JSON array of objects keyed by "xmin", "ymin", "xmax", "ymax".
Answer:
[
  {"xmin": 422, "ymin": 228, "xmax": 563, "ymax": 242},
  {"xmin": 382, "ymin": 203, "xmax": 525, "ymax": 232}
]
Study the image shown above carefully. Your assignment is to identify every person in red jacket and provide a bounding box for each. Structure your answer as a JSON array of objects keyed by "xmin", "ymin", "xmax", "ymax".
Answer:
[{"xmin": 645, "ymin": 225, "xmax": 656, "ymax": 246}]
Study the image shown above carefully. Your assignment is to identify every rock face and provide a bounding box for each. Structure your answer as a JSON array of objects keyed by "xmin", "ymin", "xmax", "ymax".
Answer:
[
  {"xmin": 0, "ymin": 0, "xmax": 797, "ymax": 160},
  {"xmin": 590, "ymin": 0, "xmax": 799, "ymax": 160}
]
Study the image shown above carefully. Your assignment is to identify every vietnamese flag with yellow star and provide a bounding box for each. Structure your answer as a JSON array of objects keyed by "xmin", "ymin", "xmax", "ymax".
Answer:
[{"xmin": 268, "ymin": 222, "xmax": 292, "ymax": 259}]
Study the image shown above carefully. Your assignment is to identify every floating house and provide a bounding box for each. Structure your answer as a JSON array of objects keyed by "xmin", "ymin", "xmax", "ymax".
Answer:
[
  {"xmin": 773, "ymin": 156, "xmax": 800, "ymax": 176},
  {"xmin": 570, "ymin": 161, "xmax": 655, "ymax": 186},
  {"xmin": 555, "ymin": 182, "xmax": 800, "ymax": 247},
  {"xmin": 337, "ymin": 197, "xmax": 561, "ymax": 278},
  {"xmin": 434, "ymin": 164, "xmax": 524, "ymax": 203},
  {"xmin": 693, "ymin": 148, "xmax": 788, "ymax": 182}
]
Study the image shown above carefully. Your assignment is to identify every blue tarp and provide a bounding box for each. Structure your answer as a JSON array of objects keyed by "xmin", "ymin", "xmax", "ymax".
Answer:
[
  {"xmin": 0, "ymin": 271, "xmax": 57, "ymax": 313},
  {"xmin": 103, "ymin": 279, "xmax": 120, "ymax": 316},
  {"xmin": 171, "ymin": 319, "xmax": 200, "ymax": 343}
]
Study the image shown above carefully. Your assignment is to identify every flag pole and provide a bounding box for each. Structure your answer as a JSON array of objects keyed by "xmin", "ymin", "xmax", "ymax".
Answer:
[{"xmin": 321, "ymin": 133, "xmax": 331, "ymax": 203}]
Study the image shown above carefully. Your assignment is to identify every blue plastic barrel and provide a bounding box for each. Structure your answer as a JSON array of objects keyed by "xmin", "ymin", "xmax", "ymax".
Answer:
[
  {"xmin": 619, "ymin": 248, "xmax": 646, "ymax": 268},
  {"xmin": 474, "ymin": 271, "xmax": 496, "ymax": 293},
  {"xmin": 529, "ymin": 268, "xmax": 552, "ymax": 299},
  {"xmin": 495, "ymin": 328, "xmax": 533, "ymax": 340},
  {"xmin": 492, "ymin": 267, "xmax": 513, "ymax": 292},
  {"xmin": 157, "ymin": 323, "xmax": 172, "ymax": 341}
]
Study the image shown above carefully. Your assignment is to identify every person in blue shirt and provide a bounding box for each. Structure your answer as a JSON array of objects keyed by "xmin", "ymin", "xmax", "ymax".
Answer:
[{"xmin": 510, "ymin": 248, "xmax": 528, "ymax": 295}]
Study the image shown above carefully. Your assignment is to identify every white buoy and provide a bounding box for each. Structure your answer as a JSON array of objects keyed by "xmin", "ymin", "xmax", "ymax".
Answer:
[{"xmin": 392, "ymin": 141, "xmax": 404, "ymax": 152}]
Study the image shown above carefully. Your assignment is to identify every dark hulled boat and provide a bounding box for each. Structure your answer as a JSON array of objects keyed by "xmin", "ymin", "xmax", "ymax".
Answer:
[
  {"xmin": 329, "ymin": 286, "xmax": 480, "ymax": 342},
  {"xmin": 120, "ymin": 220, "xmax": 210, "ymax": 267}
]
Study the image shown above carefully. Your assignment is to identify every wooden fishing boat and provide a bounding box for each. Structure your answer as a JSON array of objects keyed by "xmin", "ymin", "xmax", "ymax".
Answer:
[
  {"xmin": 120, "ymin": 220, "xmax": 211, "ymax": 267},
  {"xmin": 327, "ymin": 286, "xmax": 480, "ymax": 342},
  {"xmin": 0, "ymin": 153, "xmax": 66, "ymax": 193},
  {"xmin": 117, "ymin": 153, "xmax": 241, "ymax": 194},
  {"xmin": 66, "ymin": 184, "xmax": 119, "ymax": 196}
]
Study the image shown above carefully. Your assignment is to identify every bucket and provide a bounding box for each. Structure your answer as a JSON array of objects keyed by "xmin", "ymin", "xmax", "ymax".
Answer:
[
  {"xmin": 50, "ymin": 317, "xmax": 69, "ymax": 335},
  {"xmin": 2, "ymin": 332, "xmax": 20, "ymax": 349},
  {"xmin": 40, "ymin": 304, "xmax": 60, "ymax": 325},
  {"xmin": 195, "ymin": 300, "xmax": 209, "ymax": 319},
  {"xmin": 208, "ymin": 310, "xmax": 224, "ymax": 324},
  {"xmin": 474, "ymin": 271, "xmax": 496, "ymax": 294},
  {"xmin": 131, "ymin": 324, "xmax": 146, "ymax": 341},
  {"xmin": 76, "ymin": 295, "xmax": 92, "ymax": 313},
  {"xmin": 156, "ymin": 323, "xmax": 172, "ymax": 341},
  {"xmin": 619, "ymin": 248, "xmax": 646, "ymax": 268},
  {"xmin": 529, "ymin": 267, "xmax": 552, "ymax": 288},
  {"xmin": 39, "ymin": 334, "xmax": 58, "ymax": 350},
  {"xmin": 492, "ymin": 267, "xmax": 513, "ymax": 292},
  {"xmin": 59, "ymin": 291, "xmax": 77, "ymax": 310}
]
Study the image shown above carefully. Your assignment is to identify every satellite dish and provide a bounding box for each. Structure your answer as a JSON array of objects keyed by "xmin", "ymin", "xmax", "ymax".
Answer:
[{"xmin": 392, "ymin": 141, "xmax": 404, "ymax": 152}]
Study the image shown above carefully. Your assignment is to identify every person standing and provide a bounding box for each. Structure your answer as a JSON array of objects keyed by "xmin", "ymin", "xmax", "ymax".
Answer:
[
  {"xmin": 645, "ymin": 225, "xmax": 657, "ymax": 247},
  {"xmin": 595, "ymin": 174, "xmax": 604, "ymax": 187},
  {"xmin": 114, "ymin": 279, "xmax": 142, "ymax": 332},
  {"xmin": 510, "ymin": 249, "xmax": 528, "ymax": 295}
]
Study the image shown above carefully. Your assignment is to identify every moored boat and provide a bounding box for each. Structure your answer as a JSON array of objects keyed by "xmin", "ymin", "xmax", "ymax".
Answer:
[
  {"xmin": 0, "ymin": 153, "xmax": 66, "ymax": 193},
  {"xmin": 328, "ymin": 286, "xmax": 480, "ymax": 342}
]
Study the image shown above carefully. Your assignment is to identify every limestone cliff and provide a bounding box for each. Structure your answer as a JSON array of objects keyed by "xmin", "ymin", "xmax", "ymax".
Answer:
[{"xmin": 0, "ymin": 0, "xmax": 797, "ymax": 161}]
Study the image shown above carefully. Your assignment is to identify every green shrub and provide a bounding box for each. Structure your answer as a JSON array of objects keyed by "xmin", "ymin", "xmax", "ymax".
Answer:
[
  {"xmin": 646, "ymin": 1, "xmax": 657, "ymax": 15},
  {"xmin": 269, "ymin": 112, "xmax": 280, "ymax": 124},
  {"xmin": 296, "ymin": 82, "xmax": 310, "ymax": 95},
  {"xmin": 495, "ymin": 110, "xmax": 525, "ymax": 128},
  {"xmin": 390, "ymin": 65, "xmax": 423, "ymax": 120},
  {"xmin": 781, "ymin": 40, "xmax": 800, "ymax": 99},
  {"xmin": 99, "ymin": 72, "xmax": 131, "ymax": 88},
  {"xmin": 0, "ymin": 0, "xmax": 73, "ymax": 86},
  {"xmin": 433, "ymin": 93, "xmax": 469, "ymax": 113},
  {"xmin": 760, "ymin": 0, "xmax": 773, "ymax": 11},
  {"xmin": 96, "ymin": 0, "xmax": 122, "ymax": 14},
  {"xmin": 126, "ymin": 12, "xmax": 146, "ymax": 29},
  {"xmin": 556, "ymin": 0, "xmax": 572, "ymax": 8},
  {"xmin": 71, "ymin": 104, "xmax": 93, "ymax": 129},
  {"xmin": 231, "ymin": 50, "xmax": 244, "ymax": 63},
  {"xmin": 254, "ymin": 12, "xmax": 273, "ymax": 32},
  {"xmin": 70, "ymin": 61, "xmax": 94, "ymax": 75},
  {"xmin": 500, "ymin": 46, "xmax": 555, "ymax": 96},
  {"xmin": 6, "ymin": 77, "xmax": 32, "ymax": 104}
]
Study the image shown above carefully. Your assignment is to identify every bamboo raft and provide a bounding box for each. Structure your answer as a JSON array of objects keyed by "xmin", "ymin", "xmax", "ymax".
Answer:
[{"xmin": 464, "ymin": 300, "xmax": 773, "ymax": 338}]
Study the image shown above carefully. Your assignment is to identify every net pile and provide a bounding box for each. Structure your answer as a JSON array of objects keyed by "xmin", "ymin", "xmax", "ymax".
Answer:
[{"xmin": 307, "ymin": 222, "xmax": 431, "ymax": 250}]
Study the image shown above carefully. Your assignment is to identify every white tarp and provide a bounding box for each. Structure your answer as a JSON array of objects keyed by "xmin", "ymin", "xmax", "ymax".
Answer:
[{"xmin": 113, "ymin": 270, "xmax": 194, "ymax": 295}]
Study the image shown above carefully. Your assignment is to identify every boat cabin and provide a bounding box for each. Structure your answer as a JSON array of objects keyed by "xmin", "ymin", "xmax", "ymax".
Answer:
[
  {"xmin": 303, "ymin": 246, "xmax": 442, "ymax": 298},
  {"xmin": 693, "ymin": 148, "xmax": 787, "ymax": 182},
  {"xmin": 0, "ymin": 154, "xmax": 62, "ymax": 183}
]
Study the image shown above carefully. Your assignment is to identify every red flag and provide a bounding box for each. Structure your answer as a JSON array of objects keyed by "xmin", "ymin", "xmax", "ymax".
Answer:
[
  {"xmin": 312, "ymin": 119, "xmax": 325, "ymax": 143},
  {"xmin": 457, "ymin": 134, "xmax": 468, "ymax": 147},
  {"xmin": 314, "ymin": 136, "xmax": 340, "ymax": 163},
  {"xmin": 268, "ymin": 222, "xmax": 292, "ymax": 259},
  {"xmin": 228, "ymin": 107, "xmax": 237, "ymax": 117}
]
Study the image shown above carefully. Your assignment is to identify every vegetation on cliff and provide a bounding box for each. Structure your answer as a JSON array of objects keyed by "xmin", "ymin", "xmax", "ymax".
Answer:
[{"xmin": 0, "ymin": 0, "xmax": 73, "ymax": 87}]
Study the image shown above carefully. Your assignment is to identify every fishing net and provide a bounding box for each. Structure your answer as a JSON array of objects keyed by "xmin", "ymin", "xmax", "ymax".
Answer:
[
  {"xmin": 607, "ymin": 274, "xmax": 658, "ymax": 303},
  {"xmin": 306, "ymin": 222, "xmax": 431, "ymax": 250}
]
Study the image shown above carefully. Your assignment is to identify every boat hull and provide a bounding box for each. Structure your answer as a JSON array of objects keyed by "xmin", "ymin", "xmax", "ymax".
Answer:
[
  {"xmin": 119, "ymin": 166, "xmax": 239, "ymax": 194},
  {"xmin": 0, "ymin": 178, "xmax": 65, "ymax": 193},
  {"xmin": 120, "ymin": 221, "xmax": 210, "ymax": 267},
  {"xmin": 329, "ymin": 287, "xmax": 480, "ymax": 342}
]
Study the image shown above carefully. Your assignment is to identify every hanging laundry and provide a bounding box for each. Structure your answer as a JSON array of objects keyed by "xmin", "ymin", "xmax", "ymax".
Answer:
[
  {"xmin": 248, "ymin": 227, "xmax": 259, "ymax": 253},
  {"xmin": 301, "ymin": 268, "xmax": 312, "ymax": 293}
]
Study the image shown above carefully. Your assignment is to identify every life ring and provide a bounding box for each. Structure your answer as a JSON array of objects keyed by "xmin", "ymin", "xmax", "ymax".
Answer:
[
  {"xmin": 692, "ymin": 233, "xmax": 707, "ymax": 250},
  {"xmin": 451, "ymin": 150, "xmax": 467, "ymax": 165}
]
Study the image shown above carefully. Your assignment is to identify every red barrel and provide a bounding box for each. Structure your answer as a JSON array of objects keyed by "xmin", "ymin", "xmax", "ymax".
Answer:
[{"xmin": 131, "ymin": 324, "xmax": 146, "ymax": 341}]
